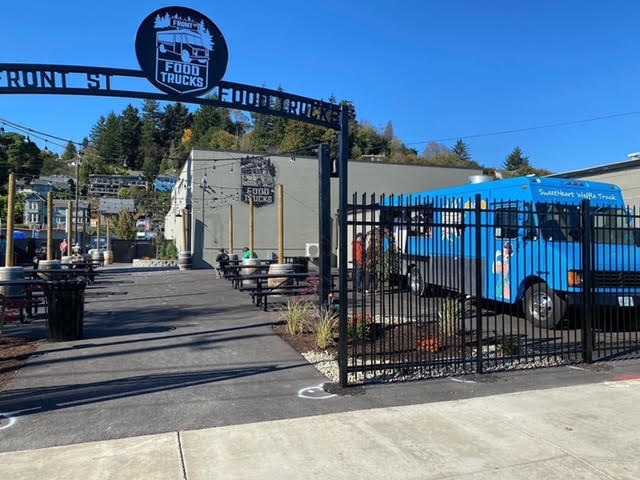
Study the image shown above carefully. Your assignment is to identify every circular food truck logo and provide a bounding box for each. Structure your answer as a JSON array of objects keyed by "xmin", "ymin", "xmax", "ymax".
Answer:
[{"xmin": 135, "ymin": 6, "xmax": 228, "ymax": 96}]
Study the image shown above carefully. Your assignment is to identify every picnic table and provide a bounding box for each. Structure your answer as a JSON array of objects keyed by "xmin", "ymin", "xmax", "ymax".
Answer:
[
  {"xmin": 0, "ymin": 278, "xmax": 46, "ymax": 326},
  {"xmin": 237, "ymin": 272, "xmax": 338, "ymax": 311}
]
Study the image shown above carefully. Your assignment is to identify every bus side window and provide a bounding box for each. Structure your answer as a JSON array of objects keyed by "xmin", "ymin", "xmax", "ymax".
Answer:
[{"xmin": 495, "ymin": 208, "xmax": 519, "ymax": 239}]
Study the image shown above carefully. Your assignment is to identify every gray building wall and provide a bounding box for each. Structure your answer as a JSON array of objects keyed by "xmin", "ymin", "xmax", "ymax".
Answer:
[
  {"xmin": 549, "ymin": 159, "xmax": 640, "ymax": 212},
  {"xmin": 171, "ymin": 149, "xmax": 481, "ymax": 269}
]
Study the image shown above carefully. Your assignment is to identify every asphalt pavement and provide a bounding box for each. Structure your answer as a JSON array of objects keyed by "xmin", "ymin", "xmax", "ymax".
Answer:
[{"xmin": 1, "ymin": 265, "xmax": 639, "ymax": 456}]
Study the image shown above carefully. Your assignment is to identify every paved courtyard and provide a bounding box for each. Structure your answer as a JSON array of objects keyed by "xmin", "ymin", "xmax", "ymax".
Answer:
[{"xmin": 1, "ymin": 266, "xmax": 640, "ymax": 454}]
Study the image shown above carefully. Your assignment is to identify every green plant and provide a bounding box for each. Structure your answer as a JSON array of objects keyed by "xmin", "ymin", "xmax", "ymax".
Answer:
[
  {"xmin": 347, "ymin": 312, "xmax": 372, "ymax": 341},
  {"xmin": 283, "ymin": 299, "xmax": 313, "ymax": 336},
  {"xmin": 438, "ymin": 296, "xmax": 462, "ymax": 343},
  {"xmin": 165, "ymin": 242, "xmax": 178, "ymax": 259},
  {"xmin": 313, "ymin": 307, "xmax": 338, "ymax": 349},
  {"xmin": 498, "ymin": 335, "xmax": 521, "ymax": 356}
]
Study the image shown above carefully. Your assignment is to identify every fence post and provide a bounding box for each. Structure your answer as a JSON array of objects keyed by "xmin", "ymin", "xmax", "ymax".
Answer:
[
  {"xmin": 475, "ymin": 194, "xmax": 483, "ymax": 373},
  {"xmin": 318, "ymin": 143, "xmax": 331, "ymax": 307},
  {"xmin": 581, "ymin": 199, "xmax": 594, "ymax": 363},
  {"xmin": 338, "ymin": 106, "xmax": 349, "ymax": 388}
]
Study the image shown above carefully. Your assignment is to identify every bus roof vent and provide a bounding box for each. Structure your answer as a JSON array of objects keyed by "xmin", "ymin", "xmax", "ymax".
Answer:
[{"xmin": 468, "ymin": 175, "xmax": 494, "ymax": 184}]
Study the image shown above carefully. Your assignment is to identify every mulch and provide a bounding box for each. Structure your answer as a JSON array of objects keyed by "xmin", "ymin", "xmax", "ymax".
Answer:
[
  {"xmin": 272, "ymin": 323, "xmax": 338, "ymax": 356},
  {"xmin": 0, "ymin": 336, "xmax": 41, "ymax": 391}
]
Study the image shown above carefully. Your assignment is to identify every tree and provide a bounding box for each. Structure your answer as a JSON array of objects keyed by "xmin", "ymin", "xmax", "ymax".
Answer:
[
  {"xmin": 40, "ymin": 150, "xmax": 70, "ymax": 176},
  {"xmin": 5, "ymin": 134, "xmax": 43, "ymax": 179},
  {"xmin": 113, "ymin": 207, "xmax": 136, "ymax": 240},
  {"xmin": 120, "ymin": 104, "xmax": 142, "ymax": 169},
  {"xmin": 61, "ymin": 141, "xmax": 78, "ymax": 162},
  {"xmin": 140, "ymin": 99, "xmax": 162, "ymax": 180},
  {"xmin": 452, "ymin": 139, "xmax": 471, "ymax": 163},
  {"xmin": 503, "ymin": 147, "xmax": 530, "ymax": 171}
]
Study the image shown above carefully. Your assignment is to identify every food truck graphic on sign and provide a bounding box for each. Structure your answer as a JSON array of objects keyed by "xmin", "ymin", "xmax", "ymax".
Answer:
[{"xmin": 153, "ymin": 12, "xmax": 214, "ymax": 94}]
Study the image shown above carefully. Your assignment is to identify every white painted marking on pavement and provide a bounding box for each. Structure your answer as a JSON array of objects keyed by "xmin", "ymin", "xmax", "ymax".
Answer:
[
  {"xmin": 0, "ymin": 414, "xmax": 17, "ymax": 430},
  {"xmin": 297, "ymin": 383, "xmax": 337, "ymax": 399},
  {"xmin": 567, "ymin": 365, "xmax": 587, "ymax": 371},
  {"xmin": 449, "ymin": 377, "xmax": 476, "ymax": 384}
]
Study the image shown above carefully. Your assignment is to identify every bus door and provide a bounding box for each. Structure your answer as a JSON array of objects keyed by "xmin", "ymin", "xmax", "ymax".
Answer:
[{"xmin": 490, "ymin": 202, "xmax": 530, "ymax": 303}]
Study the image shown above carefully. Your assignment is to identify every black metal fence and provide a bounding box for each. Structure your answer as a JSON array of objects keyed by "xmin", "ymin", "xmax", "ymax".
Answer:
[{"xmin": 341, "ymin": 193, "xmax": 640, "ymax": 384}]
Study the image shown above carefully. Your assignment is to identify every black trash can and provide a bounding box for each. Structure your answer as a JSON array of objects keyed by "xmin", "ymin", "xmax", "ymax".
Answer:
[{"xmin": 45, "ymin": 279, "xmax": 87, "ymax": 341}]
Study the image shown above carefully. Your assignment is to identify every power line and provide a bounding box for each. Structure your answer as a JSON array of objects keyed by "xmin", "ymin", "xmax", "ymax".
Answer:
[
  {"xmin": 406, "ymin": 111, "xmax": 640, "ymax": 145},
  {"xmin": 0, "ymin": 117, "xmax": 83, "ymax": 147}
]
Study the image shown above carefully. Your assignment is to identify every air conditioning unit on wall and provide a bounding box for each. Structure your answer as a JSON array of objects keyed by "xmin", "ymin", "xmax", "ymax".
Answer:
[{"xmin": 305, "ymin": 243, "xmax": 320, "ymax": 258}]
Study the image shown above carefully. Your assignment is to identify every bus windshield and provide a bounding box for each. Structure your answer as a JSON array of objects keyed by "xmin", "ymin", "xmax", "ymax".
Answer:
[{"xmin": 535, "ymin": 203, "xmax": 637, "ymax": 244}]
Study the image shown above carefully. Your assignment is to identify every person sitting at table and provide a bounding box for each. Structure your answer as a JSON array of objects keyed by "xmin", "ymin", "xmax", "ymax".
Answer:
[
  {"xmin": 215, "ymin": 248, "xmax": 230, "ymax": 278},
  {"xmin": 242, "ymin": 247, "xmax": 257, "ymax": 259}
]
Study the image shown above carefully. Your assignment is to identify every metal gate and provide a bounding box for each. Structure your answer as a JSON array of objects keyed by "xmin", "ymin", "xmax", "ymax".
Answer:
[{"xmin": 340, "ymin": 193, "xmax": 640, "ymax": 384}]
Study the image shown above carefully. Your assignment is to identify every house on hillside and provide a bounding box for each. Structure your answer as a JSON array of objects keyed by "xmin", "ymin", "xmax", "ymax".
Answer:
[
  {"xmin": 88, "ymin": 172, "xmax": 146, "ymax": 196},
  {"xmin": 23, "ymin": 194, "xmax": 88, "ymax": 227}
]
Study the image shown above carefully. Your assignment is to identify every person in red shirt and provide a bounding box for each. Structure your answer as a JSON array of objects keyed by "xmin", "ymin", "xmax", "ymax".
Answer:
[
  {"xmin": 352, "ymin": 233, "xmax": 365, "ymax": 293},
  {"xmin": 60, "ymin": 238, "xmax": 68, "ymax": 257}
]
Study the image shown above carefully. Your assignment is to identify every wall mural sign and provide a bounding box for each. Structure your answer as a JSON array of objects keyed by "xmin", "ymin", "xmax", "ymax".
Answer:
[
  {"xmin": 240, "ymin": 156, "xmax": 277, "ymax": 207},
  {"xmin": 135, "ymin": 6, "xmax": 228, "ymax": 96}
]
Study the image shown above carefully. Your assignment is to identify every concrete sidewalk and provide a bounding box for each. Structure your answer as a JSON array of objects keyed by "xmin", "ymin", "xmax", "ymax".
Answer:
[{"xmin": 3, "ymin": 378, "xmax": 639, "ymax": 480}]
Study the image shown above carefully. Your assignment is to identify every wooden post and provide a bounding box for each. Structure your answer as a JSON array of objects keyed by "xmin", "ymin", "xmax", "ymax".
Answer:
[
  {"xmin": 278, "ymin": 184, "xmax": 284, "ymax": 264},
  {"xmin": 96, "ymin": 211, "xmax": 101, "ymax": 252},
  {"xmin": 228, "ymin": 204, "xmax": 233, "ymax": 254},
  {"xmin": 67, "ymin": 200, "xmax": 72, "ymax": 254},
  {"xmin": 181, "ymin": 208, "xmax": 188, "ymax": 253},
  {"xmin": 249, "ymin": 196, "xmax": 254, "ymax": 257},
  {"xmin": 47, "ymin": 192, "xmax": 53, "ymax": 260},
  {"xmin": 106, "ymin": 218, "xmax": 111, "ymax": 251},
  {"xmin": 5, "ymin": 173, "xmax": 15, "ymax": 267}
]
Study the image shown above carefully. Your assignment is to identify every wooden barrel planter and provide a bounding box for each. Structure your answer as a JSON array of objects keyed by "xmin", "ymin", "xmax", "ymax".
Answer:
[
  {"xmin": 38, "ymin": 259, "xmax": 61, "ymax": 281},
  {"xmin": 0, "ymin": 266, "xmax": 25, "ymax": 298},
  {"xmin": 241, "ymin": 258, "xmax": 259, "ymax": 286},
  {"xmin": 103, "ymin": 250, "xmax": 114, "ymax": 265},
  {"xmin": 178, "ymin": 251, "xmax": 192, "ymax": 271},
  {"xmin": 267, "ymin": 263, "xmax": 293, "ymax": 291}
]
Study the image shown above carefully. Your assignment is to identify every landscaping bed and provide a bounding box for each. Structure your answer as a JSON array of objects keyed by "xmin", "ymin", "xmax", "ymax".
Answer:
[{"xmin": 0, "ymin": 336, "xmax": 41, "ymax": 391}]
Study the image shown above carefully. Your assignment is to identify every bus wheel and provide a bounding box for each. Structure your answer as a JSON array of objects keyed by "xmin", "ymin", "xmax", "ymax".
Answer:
[
  {"xmin": 408, "ymin": 266, "xmax": 427, "ymax": 297},
  {"xmin": 181, "ymin": 49, "xmax": 192, "ymax": 63},
  {"xmin": 522, "ymin": 283, "xmax": 566, "ymax": 329}
]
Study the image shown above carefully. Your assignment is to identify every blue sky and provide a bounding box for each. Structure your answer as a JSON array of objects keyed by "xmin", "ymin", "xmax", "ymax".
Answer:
[{"xmin": 1, "ymin": 1, "xmax": 639, "ymax": 172}]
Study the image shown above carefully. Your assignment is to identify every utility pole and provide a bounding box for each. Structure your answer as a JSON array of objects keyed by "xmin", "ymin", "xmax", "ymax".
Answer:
[{"xmin": 75, "ymin": 152, "xmax": 81, "ymax": 245}]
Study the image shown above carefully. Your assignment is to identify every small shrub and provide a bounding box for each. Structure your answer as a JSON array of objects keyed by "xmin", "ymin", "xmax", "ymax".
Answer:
[
  {"xmin": 438, "ymin": 296, "xmax": 463, "ymax": 343},
  {"xmin": 347, "ymin": 312, "xmax": 372, "ymax": 341},
  {"xmin": 165, "ymin": 242, "xmax": 178, "ymax": 259},
  {"xmin": 498, "ymin": 335, "xmax": 521, "ymax": 356},
  {"xmin": 283, "ymin": 299, "xmax": 313, "ymax": 336},
  {"xmin": 313, "ymin": 307, "xmax": 338, "ymax": 349}
]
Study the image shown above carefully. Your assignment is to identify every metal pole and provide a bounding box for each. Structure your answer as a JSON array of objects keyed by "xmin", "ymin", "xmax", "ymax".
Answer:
[
  {"xmin": 5, "ymin": 173, "xmax": 15, "ymax": 267},
  {"xmin": 318, "ymin": 143, "xmax": 331, "ymax": 307},
  {"xmin": 181, "ymin": 208, "xmax": 188, "ymax": 253},
  {"xmin": 338, "ymin": 106, "xmax": 349, "ymax": 388},
  {"xmin": 67, "ymin": 200, "xmax": 72, "ymax": 254},
  {"xmin": 278, "ymin": 184, "xmax": 284, "ymax": 263},
  {"xmin": 249, "ymin": 196, "xmax": 254, "ymax": 257},
  {"xmin": 229, "ymin": 204, "xmax": 233, "ymax": 254},
  {"xmin": 475, "ymin": 193, "xmax": 483, "ymax": 374},
  {"xmin": 75, "ymin": 158, "xmax": 79, "ymax": 245},
  {"xmin": 47, "ymin": 192, "xmax": 53, "ymax": 260},
  {"xmin": 581, "ymin": 199, "xmax": 594, "ymax": 363}
]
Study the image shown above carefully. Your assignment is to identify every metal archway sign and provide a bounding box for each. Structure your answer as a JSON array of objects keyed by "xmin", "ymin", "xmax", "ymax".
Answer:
[{"xmin": 0, "ymin": 5, "xmax": 351, "ymax": 387}]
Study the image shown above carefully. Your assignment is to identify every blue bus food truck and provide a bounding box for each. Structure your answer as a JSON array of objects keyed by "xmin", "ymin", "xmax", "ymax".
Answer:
[{"xmin": 383, "ymin": 176, "xmax": 640, "ymax": 328}]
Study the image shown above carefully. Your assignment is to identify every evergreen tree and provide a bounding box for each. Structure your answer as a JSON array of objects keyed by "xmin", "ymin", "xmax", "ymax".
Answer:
[
  {"xmin": 452, "ymin": 139, "xmax": 471, "ymax": 163},
  {"xmin": 279, "ymin": 120, "xmax": 328, "ymax": 156},
  {"xmin": 120, "ymin": 104, "xmax": 142, "ymax": 170},
  {"xmin": 40, "ymin": 150, "xmax": 70, "ymax": 176},
  {"xmin": 95, "ymin": 112, "xmax": 123, "ymax": 166},
  {"xmin": 61, "ymin": 141, "xmax": 78, "ymax": 162},
  {"xmin": 383, "ymin": 121, "xmax": 394, "ymax": 140},
  {"xmin": 160, "ymin": 103, "xmax": 192, "ymax": 148},
  {"xmin": 113, "ymin": 207, "xmax": 136, "ymax": 240},
  {"xmin": 503, "ymin": 147, "xmax": 530, "ymax": 171},
  {"xmin": 141, "ymin": 99, "xmax": 162, "ymax": 179}
]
